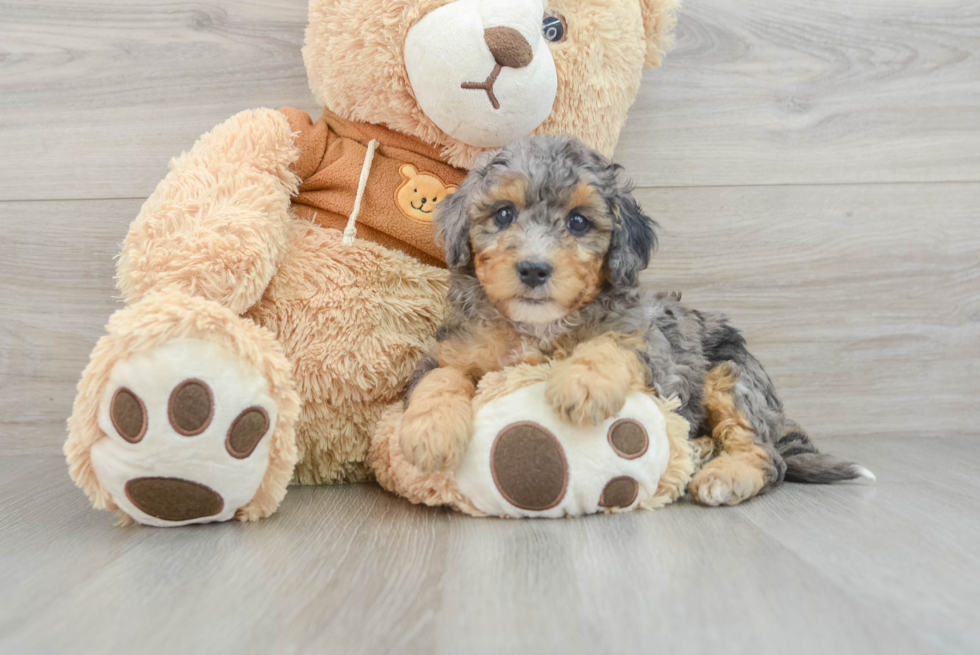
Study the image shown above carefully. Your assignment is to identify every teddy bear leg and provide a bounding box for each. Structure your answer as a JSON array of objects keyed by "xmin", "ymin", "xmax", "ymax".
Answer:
[
  {"xmin": 66, "ymin": 290, "xmax": 301, "ymax": 525},
  {"xmin": 242, "ymin": 223, "xmax": 452, "ymax": 485},
  {"xmin": 65, "ymin": 107, "xmax": 308, "ymax": 524}
]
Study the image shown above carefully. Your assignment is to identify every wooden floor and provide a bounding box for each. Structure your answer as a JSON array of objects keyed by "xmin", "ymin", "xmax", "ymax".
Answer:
[
  {"xmin": 1, "ymin": 0, "xmax": 978, "ymax": 653},
  {"xmin": 2, "ymin": 437, "xmax": 979, "ymax": 654}
]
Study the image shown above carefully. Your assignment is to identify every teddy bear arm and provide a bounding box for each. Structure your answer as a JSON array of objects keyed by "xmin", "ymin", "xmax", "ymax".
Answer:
[{"xmin": 116, "ymin": 108, "xmax": 303, "ymax": 315}]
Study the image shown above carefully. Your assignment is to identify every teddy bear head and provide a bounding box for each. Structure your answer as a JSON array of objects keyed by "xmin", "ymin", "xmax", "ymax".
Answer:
[{"xmin": 304, "ymin": 0, "xmax": 680, "ymax": 168}]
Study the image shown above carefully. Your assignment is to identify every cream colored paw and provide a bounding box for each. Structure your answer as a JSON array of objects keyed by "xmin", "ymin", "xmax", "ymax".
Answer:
[
  {"xmin": 453, "ymin": 381, "xmax": 680, "ymax": 518},
  {"xmin": 545, "ymin": 364, "xmax": 629, "ymax": 427},
  {"xmin": 91, "ymin": 338, "xmax": 278, "ymax": 526},
  {"xmin": 689, "ymin": 456, "xmax": 766, "ymax": 507}
]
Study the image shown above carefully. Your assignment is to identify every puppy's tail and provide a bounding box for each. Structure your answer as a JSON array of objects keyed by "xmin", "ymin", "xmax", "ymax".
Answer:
[{"xmin": 777, "ymin": 421, "xmax": 875, "ymax": 484}]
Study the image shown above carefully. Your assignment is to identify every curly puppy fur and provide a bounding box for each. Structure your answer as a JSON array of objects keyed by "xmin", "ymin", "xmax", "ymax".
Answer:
[{"xmin": 404, "ymin": 135, "xmax": 870, "ymax": 506}]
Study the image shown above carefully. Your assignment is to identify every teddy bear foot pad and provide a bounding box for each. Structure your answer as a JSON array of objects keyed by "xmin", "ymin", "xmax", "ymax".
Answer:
[
  {"xmin": 91, "ymin": 338, "xmax": 278, "ymax": 526},
  {"xmin": 456, "ymin": 382, "xmax": 672, "ymax": 518},
  {"xmin": 487, "ymin": 419, "xmax": 649, "ymax": 512}
]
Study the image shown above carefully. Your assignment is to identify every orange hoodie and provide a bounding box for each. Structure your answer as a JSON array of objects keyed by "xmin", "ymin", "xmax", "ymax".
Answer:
[{"xmin": 281, "ymin": 107, "xmax": 467, "ymax": 268}]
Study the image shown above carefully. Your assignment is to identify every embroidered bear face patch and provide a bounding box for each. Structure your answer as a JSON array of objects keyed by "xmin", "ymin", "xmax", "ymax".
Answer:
[{"xmin": 395, "ymin": 163, "xmax": 457, "ymax": 223}]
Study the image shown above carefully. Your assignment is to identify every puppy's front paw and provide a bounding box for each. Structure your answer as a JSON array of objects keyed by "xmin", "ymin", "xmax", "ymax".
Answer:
[
  {"xmin": 545, "ymin": 362, "xmax": 629, "ymax": 427},
  {"xmin": 400, "ymin": 394, "xmax": 473, "ymax": 474}
]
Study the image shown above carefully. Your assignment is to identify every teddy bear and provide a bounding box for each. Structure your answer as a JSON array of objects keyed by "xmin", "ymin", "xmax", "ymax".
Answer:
[
  {"xmin": 371, "ymin": 362, "xmax": 696, "ymax": 518},
  {"xmin": 65, "ymin": 0, "xmax": 682, "ymax": 526}
]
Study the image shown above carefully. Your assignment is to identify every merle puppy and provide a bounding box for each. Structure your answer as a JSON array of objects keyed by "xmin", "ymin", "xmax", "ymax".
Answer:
[{"xmin": 399, "ymin": 135, "xmax": 871, "ymax": 506}]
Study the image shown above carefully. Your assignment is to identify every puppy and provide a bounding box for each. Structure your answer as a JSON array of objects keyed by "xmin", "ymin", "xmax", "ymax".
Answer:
[{"xmin": 400, "ymin": 135, "xmax": 870, "ymax": 506}]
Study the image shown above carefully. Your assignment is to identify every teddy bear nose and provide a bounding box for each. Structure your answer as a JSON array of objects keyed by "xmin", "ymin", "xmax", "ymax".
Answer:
[{"xmin": 484, "ymin": 26, "xmax": 533, "ymax": 69}]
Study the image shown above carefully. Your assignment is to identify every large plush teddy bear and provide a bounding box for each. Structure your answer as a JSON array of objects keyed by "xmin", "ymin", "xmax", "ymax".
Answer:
[{"xmin": 65, "ymin": 0, "xmax": 681, "ymax": 526}]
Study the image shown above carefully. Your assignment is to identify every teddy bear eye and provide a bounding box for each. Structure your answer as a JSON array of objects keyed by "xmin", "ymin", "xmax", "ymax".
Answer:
[
  {"xmin": 543, "ymin": 12, "xmax": 566, "ymax": 43},
  {"xmin": 494, "ymin": 205, "xmax": 516, "ymax": 229}
]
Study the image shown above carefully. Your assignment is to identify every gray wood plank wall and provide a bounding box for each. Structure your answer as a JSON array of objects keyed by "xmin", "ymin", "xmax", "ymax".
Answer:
[{"xmin": 1, "ymin": 0, "xmax": 978, "ymax": 456}]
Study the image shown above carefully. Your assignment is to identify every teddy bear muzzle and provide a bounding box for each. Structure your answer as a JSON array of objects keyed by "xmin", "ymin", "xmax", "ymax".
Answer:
[{"xmin": 403, "ymin": 0, "xmax": 557, "ymax": 148}]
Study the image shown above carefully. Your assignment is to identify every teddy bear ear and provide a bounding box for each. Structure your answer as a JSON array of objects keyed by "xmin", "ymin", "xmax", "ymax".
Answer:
[
  {"xmin": 639, "ymin": 0, "xmax": 681, "ymax": 69},
  {"xmin": 445, "ymin": 185, "xmax": 458, "ymax": 194},
  {"xmin": 399, "ymin": 163, "xmax": 418, "ymax": 180}
]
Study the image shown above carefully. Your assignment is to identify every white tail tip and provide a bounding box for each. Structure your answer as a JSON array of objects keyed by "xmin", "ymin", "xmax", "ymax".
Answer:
[{"xmin": 853, "ymin": 465, "xmax": 876, "ymax": 484}]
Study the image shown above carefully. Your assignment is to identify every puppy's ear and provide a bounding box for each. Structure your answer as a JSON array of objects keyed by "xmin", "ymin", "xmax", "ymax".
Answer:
[
  {"xmin": 434, "ymin": 177, "xmax": 473, "ymax": 269},
  {"xmin": 607, "ymin": 179, "xmax": 657, "ymax": 287},
  {"xmin": 435, "ymin": 149, "xmax": 500, "ymax": 269},
  {"xmin": 555, "ymin": 137, "xmax": 657, "ymax": 287}
]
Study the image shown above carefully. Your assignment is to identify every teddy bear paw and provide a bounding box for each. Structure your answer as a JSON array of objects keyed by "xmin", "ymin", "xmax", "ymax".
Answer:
[
  {"xmin": 455, "ymin": 382, "xmax": 674, "ymax": 517},
  {"xmin": 90, "ymin": 338, "xmax": 278, "ymax": 526}
]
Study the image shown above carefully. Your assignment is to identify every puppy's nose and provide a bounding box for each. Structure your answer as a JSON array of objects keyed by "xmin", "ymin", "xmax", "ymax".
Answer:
[
  {"xmin": 517, "ymin": 260, "xmax": 552, "ymax": 288},
  {"xmin": 484, "ymin": 26, "xmax": 533, "ymax": 69}
]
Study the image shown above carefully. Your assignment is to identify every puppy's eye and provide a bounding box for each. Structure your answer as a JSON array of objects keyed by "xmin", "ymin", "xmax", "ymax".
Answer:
[
  {"xmin": 566, "ymin": 213, "xmax": 591, "ymax": 235},
  {"xmin": 494, "ymin": 205, "xmax": 516, "ymax": 229},
  {"xmin": 543, "ymin": 12, "xmax": 566, "ymax": 43}
]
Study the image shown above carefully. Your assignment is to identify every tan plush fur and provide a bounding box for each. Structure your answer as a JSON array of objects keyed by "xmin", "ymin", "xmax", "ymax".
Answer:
[
  {"xmin": 305, "ymin": 0, "xmax": 681, "ymax": 168},
  {"xmin": 68, "ymin": 0, "xmax": 682, "ymax": 522},
  {"xmin": 65, "ymin": 289, "xmax": 301, "ymax": 523},
  {"xmin": 640, "ymin": 0, "xmax": 681, "ymax": 68},
  {"xmin": 117, "ymin": 109, "xmax": 301, "ymax": 314},
  {"xmin": 243, "ymin": 221, "xmax": 451, "ymax": 485},
  {"xmin": 636, "ymin": 395, "xmax": 694, "ymax": 511}
]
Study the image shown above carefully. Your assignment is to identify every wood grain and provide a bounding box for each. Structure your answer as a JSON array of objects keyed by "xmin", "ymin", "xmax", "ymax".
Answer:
[
  {"xmin": 0, "ymin": 0, "xmax": 319, "ymax": 202},
  {"xmin": 739, "ymin": 436, "xmax": 980, "ymax": 654},
  {"xmin": 0, "ymin": 199, "xmax": 133, "ymax": 454},
  {"xmin": 2, "ymin": 437, "xmax": 978, "ymax": 654},
  {"xmin": 1, "ymin": 0, "xmax": 979, "ymax": 201},
  {"xmin": 618, "ymin": 0, "xmax": 980, "ymax": 186}
]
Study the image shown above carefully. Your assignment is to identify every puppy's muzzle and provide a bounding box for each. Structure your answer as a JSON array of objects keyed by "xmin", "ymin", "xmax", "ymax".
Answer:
[{"xmin": 517, "ymin": 260, "xmax": 552, "ymax": 289}]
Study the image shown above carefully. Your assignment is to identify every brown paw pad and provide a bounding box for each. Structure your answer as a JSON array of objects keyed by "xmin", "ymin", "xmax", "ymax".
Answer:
[
  {"xmin": 599, "ymin": 476, "xmax": 639, "ymax": 508},
  {"xmin": 226, "ymin": 407, "xmax": 271, "ymax": 459},
  {"xmin": 124, "ymin": 477, "xmax": 224, "ymax": 521},
  {"xmin": 608, "ymin": 419, "xmax": 648, "ymax": 459},
  {"xmin": 490, "ymin": 422, "xmax": 568, "ymax": 511},
  {"xmin": 110, "ymin": 388, "xmax": 147, "ymax": 443},
  {"xmin": 168, "ymin": 379, "xmax": 214, "ymax": 436}
]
